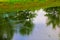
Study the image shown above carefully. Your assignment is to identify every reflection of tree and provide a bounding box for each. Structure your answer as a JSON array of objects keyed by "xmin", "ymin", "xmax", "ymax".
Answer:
[
  {"xmin": 0, "ymin": 15, "xmax": 14, "ymax": 40},
  {"xmin": 9, "ymin": 10, "xmax": 36, "ymax": 35},
  {"xmin": 44, "ymin": 7, "xmax": 60, "ymax": 40},
  {"xmin": 44, "ymin": 7, "xmax": 60, "ymax": 28},
  {"xmin": 0, "ymin": 10, "xmax": 36, "ymax": 40},
  {"xmin": 20, "ymin": 20, "xmax": 34, "ymax": 35}
]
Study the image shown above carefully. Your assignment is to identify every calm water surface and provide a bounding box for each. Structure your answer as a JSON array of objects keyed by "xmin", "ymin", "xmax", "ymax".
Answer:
[{"xmin": 12, "ymin": 9, "xmax": 60, "ymax": 40}]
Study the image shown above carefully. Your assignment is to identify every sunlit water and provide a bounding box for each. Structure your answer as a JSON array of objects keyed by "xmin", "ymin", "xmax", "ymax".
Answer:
[{"xmin": 12, "ymin": 9, "xmax": 60, "ymax": 40}]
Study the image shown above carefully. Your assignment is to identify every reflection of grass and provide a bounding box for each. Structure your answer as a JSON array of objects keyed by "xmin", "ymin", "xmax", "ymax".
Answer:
[{"xmin": 0, "ymin": 0, "xmax": 60, "ymax": 12}]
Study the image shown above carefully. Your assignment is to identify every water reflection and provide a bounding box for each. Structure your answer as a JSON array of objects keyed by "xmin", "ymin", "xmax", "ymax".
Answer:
[
  {"xmin": 44, "ymin": 7, "xmax": 60, "ymax": 40},
  {"xmin": 0, "ymin": 8, "xmax": 60, "ymax": 40},
  {"xmin": 0, "ymin": 10, "xmax": 36, "ymax": 40},
  {"xmin": 26, "ymin": 9, "xmax": 59, "ymax": 40},
  {"xmin": 0, "ymin": 15, "xmax": 14, "ymax": 40},
  {"xmin": 44, "ymin": 7, "xmax": 60, "ymax": 28}
]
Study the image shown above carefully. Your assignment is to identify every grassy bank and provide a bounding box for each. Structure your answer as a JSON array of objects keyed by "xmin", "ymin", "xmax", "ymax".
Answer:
[{"xmin": 0, "ymin": 0, "xmax": 60, "ymax": 13}]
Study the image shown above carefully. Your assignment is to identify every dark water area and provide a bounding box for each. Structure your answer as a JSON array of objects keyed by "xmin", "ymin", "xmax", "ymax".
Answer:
[{"xmin": 0, "ymin": 7, "xmax": 60, "ymax": 40}]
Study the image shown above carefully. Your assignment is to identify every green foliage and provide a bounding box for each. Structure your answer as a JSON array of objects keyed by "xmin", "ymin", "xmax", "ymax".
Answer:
[
  {"xmin": 9, "ymin": 10, "xmax": 36, "ymax": 35},
  {"xmin": 20, "ymin": 20, "xmax": 34, "ymax": 35},
  {"xmin": 44, "ymin": 7, "xmax": 60, "ymax": 29},
  {"xmin": 0, "ymin": 15, "xmax": 14, "ymax": 40},
  {"xmin": 0, "ymin": 10, "xmax": 36, "ymax": 40}
]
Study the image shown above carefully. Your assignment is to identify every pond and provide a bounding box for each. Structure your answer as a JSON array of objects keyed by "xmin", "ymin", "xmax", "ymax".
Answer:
[
  {"xmin": 0, "ymin": 7, "xmax": 60, "ymax": 40},
  {"xmin": 12, "ymin": 9, "xmax": 60, "ymax": 40}
]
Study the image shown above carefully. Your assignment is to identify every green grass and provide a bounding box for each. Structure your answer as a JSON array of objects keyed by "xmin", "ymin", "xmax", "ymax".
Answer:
[
  {"xmin": 0, "ymin": 0, "xmax": 60, "ymax": 13},
  {"xmin": 0, "ymin": 0, "xmax": 47, "ymax": 2}
]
